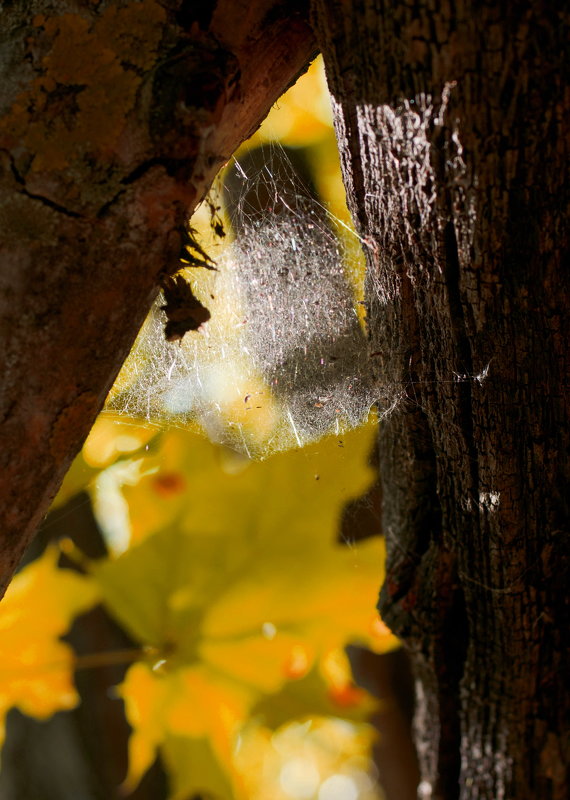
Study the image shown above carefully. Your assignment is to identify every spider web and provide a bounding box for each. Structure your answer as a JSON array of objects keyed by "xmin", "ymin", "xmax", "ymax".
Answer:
[{"xmin": 105, "ymin": 144, "xmax": 381, "ymax": 458}]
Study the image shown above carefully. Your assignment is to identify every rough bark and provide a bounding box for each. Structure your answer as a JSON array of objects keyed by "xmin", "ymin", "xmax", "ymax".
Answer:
[
  {"xmin": 0, "ymin": 0, "xmax": 316, "ymax": 592},
  {"xmin": 312, "ymin": 1, "xmax": 569, "ymax": 799}
]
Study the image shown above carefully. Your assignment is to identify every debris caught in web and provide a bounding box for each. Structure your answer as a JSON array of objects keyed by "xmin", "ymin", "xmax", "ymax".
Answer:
[{"xmin": 106, "ymin": 144, "xmax": 379, "ymax": 458}]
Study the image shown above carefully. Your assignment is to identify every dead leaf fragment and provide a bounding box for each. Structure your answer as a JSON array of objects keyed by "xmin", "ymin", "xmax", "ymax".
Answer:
[{"xmin": 160, "ymin": 274, "xmax": 210, "ymax": 341}]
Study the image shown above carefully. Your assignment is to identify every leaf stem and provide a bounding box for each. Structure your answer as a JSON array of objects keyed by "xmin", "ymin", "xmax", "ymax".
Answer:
[{"xmin": 73, "ymin": 647, "xmax": 152, "ymax": 671}]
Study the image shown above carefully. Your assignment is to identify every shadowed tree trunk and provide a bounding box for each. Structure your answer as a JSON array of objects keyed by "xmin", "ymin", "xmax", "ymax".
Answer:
[
  {"xmin": 312, "ymin": 1, "xmax": 569, "ymax": 798},
  {"xmin": 1, "ymin": 1, "xmax": 568, "ymax": 798}
]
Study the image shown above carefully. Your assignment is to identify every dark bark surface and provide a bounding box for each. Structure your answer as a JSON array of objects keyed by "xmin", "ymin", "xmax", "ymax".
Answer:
[
  {"xmin": 0, "ymin": 0, "xmax": 316, "ymax": 593},
  {"xmin": 313, "ymin": 1, "xmax": 569, "ymax": 798}
]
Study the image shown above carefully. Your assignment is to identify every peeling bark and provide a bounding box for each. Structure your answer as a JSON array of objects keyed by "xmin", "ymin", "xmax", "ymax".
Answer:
[
  {"xmin": 0, "ymin": 0, "xmax": 316, "ymax": 592},
  {"xmin": 312, "ymin": 0, "xmax": 569, "ymax": 798}
]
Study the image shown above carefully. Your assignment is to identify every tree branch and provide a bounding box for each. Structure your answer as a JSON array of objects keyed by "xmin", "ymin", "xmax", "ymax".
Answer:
[{"xmin": 0, "ymin": 0, "xmax": 316, "ymax": 593}]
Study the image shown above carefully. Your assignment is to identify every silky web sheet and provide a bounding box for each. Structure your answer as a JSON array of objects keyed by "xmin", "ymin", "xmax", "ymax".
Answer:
[{"xmin": 106, "ymin": 145, "xmax": 380, "ymax": 458}]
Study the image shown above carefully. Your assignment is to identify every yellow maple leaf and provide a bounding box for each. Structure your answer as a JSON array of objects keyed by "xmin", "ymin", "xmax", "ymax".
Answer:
[
  {"xmin": 0, "ymin": 545, "xmax": 99, "ymax": 748},
  {"xmin": 89, "ymin": 422, "xmax": 398, "ymax": 796},
  {"xmin": 50, "ymin": 415, "xmax": 156, "ymax": 511},
  {"xmin": 119, "ymin": 662, "xmax": 251, "ymax": 799}
]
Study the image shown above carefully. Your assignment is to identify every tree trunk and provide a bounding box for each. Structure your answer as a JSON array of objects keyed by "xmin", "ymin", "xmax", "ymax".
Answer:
[
  {"xmin": 0, "ymin": 0, "xmax": 316, "ymax": 593},
  {"xmin": 312, "ymin": 1, "xmax": 569, "ymax": 798}
]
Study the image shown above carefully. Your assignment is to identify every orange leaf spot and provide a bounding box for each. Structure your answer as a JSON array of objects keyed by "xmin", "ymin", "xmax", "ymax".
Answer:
[
  {"xmin": 151, "ymin": 472, "xmax": 186, "ymax": 498},
  {"xmin": 283, "ymin": 645, "xmax": 310, "ymax": 680},
  {"xmin": 328, "ymin": 684, "xmax": 366, "ymax": 708}
]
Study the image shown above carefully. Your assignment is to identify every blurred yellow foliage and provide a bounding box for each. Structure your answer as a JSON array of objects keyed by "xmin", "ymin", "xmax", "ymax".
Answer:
[
  {"xmin": 236, "ymin": 717, "xmax": 382, "ymax": 800},
  {"xmin": 0, "ymin": 546, "xmax": 98, "ymax": 747},
  {"xmin": 119, "ymin": 662, "xmax": 251, "ymax": 799},
  {"xmin": 51, "ymin": 415, "xmax": 157, "ymax": 509},
  {"xmin": 249, "ymin": 57, "xmax": 333, "ymax": 147},
  {"xmin": 86, "ymin": 423, "xmax": 397, "ymax": 797}
]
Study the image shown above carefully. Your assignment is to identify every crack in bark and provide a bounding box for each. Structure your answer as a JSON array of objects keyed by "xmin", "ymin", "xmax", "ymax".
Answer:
[
  {"xmin": 0, "ymin": 399, "xmax": 17, "ymax": 427},
  {"xmin": 96, "ymin": 156, "xmax": 194, "ymax": 217},
  {"xmin": 96, "ymin": 189, "xmax": 127, "ymax": 219},
  {"xmin": 120, "ymin": 156, "xmax": 192, "ymax": 185},
  {"xmin": 6, "ymin": 154, "xmax": 83, "ymax": 219}
]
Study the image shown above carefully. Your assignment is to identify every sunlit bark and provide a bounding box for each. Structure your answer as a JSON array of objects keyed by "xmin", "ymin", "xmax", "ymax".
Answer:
[{"xmin": 313, "ymin": 1, "xmax": 569, "ymax": 797}]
